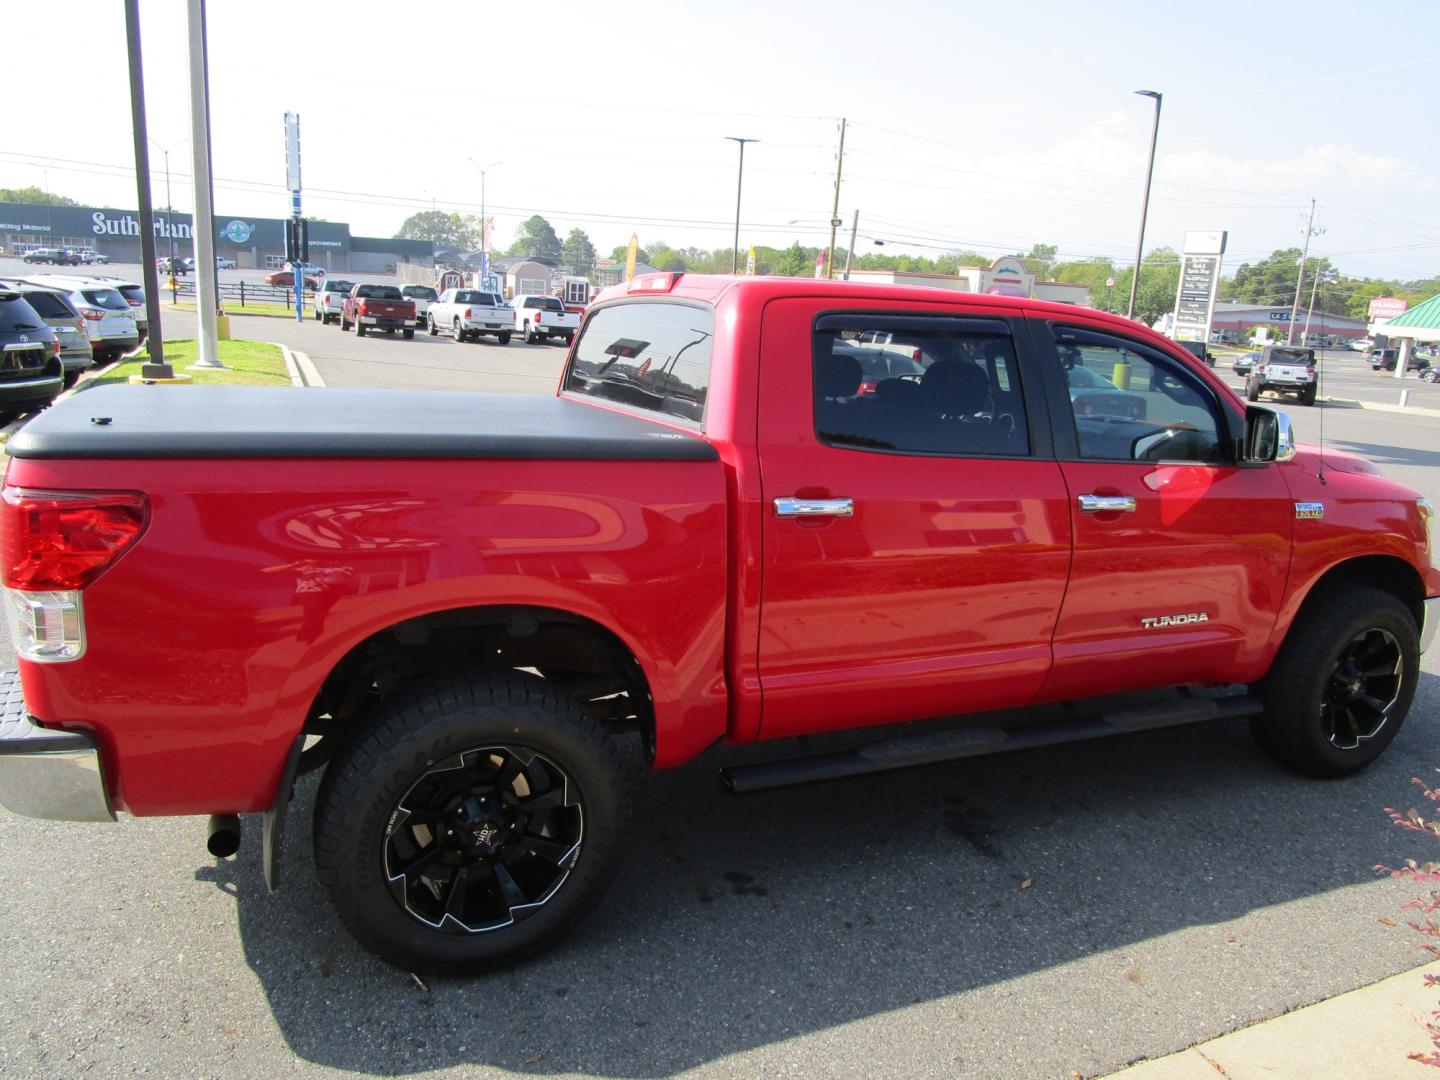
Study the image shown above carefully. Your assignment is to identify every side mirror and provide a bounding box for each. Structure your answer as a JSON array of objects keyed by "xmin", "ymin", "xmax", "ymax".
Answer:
[{"xmin": 1243, "ymin": 405, "xmax": 1296, "ymax": 464}]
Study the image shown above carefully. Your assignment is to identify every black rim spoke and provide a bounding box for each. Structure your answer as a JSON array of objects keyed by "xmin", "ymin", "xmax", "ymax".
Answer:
[
  {"xmin": 512, "ymin": 833, "xmax": 573, "ymax": 864},
  {"xmin": 383, "ymin": 743, "xmax": 583, "ymax": 933},
  {"xmin": 491, "ymin": 861, "xmax": 531, "ymax": 911},
  {"xmin": 1323, "ymin": 627, "xmax": 1403, "ymax": 750}
]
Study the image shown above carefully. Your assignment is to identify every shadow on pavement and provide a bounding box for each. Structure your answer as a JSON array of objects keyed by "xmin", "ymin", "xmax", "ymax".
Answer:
[
  {"xmin": 199, "ymin": 672, "xmax": 1440, "ymax": 1077},
  {"xmin": 1332, "ymin": 439, "xmax": 1440, "ymax": 471}
]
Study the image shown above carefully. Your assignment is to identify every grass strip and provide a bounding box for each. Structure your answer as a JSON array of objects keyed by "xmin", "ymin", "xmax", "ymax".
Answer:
[{"xmin": 85, "ymin": 339, "xmax": 291, "ymax": 387}]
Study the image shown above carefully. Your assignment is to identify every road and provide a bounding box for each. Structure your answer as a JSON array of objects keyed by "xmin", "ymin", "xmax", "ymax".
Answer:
[{"xmin": 0, "ymin": 304, "xmax": 1438, "ymax": 1079}]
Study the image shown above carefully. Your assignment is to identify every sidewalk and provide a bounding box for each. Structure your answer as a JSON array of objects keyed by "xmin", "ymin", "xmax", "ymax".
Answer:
[{"xmin": 1103, "ymin": 960, "xmax": 1440, "ymax": 1078}]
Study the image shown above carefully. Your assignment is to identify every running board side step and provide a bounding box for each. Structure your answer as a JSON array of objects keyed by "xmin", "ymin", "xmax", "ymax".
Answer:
[{"xmin": 720, "ymin": 695, "xmax": 1264, "ymax": 795}]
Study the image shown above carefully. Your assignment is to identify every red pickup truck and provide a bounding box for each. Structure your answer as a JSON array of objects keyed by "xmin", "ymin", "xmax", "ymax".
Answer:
[
  {"xmin": 1, "ymin": 274, "xmax": 1436, "ymax": 975},
  {"xmin": 340, "ymin": 283, "xmax": 416, "ymax": 339}
]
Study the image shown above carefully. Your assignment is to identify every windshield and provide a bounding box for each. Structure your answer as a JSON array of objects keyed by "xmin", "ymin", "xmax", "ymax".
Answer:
[
  {"xmin": 81, "ymin": 288, "xmax": 130, "ymax": 311},
  {"xmin": 356, "ymin": 285, "xmax": 402, "ymax": 300},
  {"xmin": 324, "ymin": 280, "xmax": 355, "ymax": 294}
]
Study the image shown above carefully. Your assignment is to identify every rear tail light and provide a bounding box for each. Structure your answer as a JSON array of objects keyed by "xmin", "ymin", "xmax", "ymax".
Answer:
[
  {"xmin": 911, "ymin": 348, "xmax": 921, "ymax": 362},
  {"xmin": 125, "ymin": 298, "xmax": 141, "ymax": 307},
  {"xmin": 464, "ymin": 308, "xmax": 472, "ymax": 319},
  {"xmin": 857, "ymin": 380, "xmax": 878, "ymax": 396},
  {"xmin": 535, "ymin": 311, "xmax": 543, "ymax": 324},
  {"xmin": 1, "ymin": 488, "xmax": 149, "ymax": 591},
  {"xmin": 358, "ymin": 300, "xmax": 370, "ymax": 316},
  {"xmin": 80, "ymin": 308, "xmax": 106, "ymax": 321},
  {"xmin": 1307, "ymin": 366, "xmax": 1317, "ymax": 377},
  {"xmin": 52, "ymin": 339, "xmax": 60, "ymax": 357}
]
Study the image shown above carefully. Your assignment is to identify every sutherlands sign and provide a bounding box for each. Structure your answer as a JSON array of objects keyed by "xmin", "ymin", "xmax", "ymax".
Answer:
[
  {"xmin": 1171, "ymin": 230, "xmax": 1227, "ymax": 344},
  {"xmin": 91, "ymin": 210, "xmax": 192, "ymax": 240}
]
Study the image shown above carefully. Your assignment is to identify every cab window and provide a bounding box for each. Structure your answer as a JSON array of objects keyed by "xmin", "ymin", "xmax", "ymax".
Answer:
[
  {"xmin": 1052, "ymin": 328, "xmax": 1225, "ymax": 464},
  {"xmin": 812, "ymin": 315, "xmax": 1030, "ymax": 457}
]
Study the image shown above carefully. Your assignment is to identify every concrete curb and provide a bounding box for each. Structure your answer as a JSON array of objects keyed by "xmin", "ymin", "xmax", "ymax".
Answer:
[
  {"xmin": 1101, "ymin": 959, "xmax": 1440, "ymax": 1078},
  {"xmin": 1332, "ymin": 397, "xmax": 1440, "ymax": 419},
  {"xmin": 273, "ymin": 343, "xmax": 325, "ymax": 388}
]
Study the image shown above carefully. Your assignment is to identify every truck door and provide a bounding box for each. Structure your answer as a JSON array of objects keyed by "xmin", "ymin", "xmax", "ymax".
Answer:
[
  {"xmin": 1028, "ymin": 319, "xmax": 1292, "ymax": 700},
  {"xmin": 755, "ymin": 300, "xmax": 1072, "ymax": 741}
]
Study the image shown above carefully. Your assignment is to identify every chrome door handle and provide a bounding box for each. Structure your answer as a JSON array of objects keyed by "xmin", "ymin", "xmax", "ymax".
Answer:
[
  {"xmin": 774, "ymin": 497, "xmax": 854, "ymax": 518},
  {"xmin": 1078, "ymin": 494, "xmax": 1137, "ymax": 513}
]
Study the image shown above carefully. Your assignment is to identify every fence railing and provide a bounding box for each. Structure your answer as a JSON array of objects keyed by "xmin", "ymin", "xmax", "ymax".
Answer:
[{"xmin": 168, "ymin": 278, "xmax": 316, "ymax": 308}]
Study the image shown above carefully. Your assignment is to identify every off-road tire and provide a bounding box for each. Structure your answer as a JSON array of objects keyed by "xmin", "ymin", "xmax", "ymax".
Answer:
[
  {"xmin": 428, "ymin": 316, "xmax": 438, "ymax": 336},
  {"xmin": 403, "ymin": 328, "xmax": 414, "ymax": 340},
  {"xmin": 1246, "ymin": 381, "xmax": 1261, "ymax": 402},
  {"xmin": 1300, "ymin": 384, "xmax": 1317, "ymax": 406},
  {"xmin": 1251, "ymin": 585, "xmax": 1419, "ymax": 777},
  {"xmin": 498, "ymin": 332, "xmax": 511, "ymax": 345},
  {"xmin": 313, "ymin": 670, "xmax": 630, "ymax": 975}
]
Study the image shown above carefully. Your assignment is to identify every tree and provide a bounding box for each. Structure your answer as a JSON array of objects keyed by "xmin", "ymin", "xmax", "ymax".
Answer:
[
  {"xmin": 0, "ymin": 186, "xmax": 79, "ymax": 206},
  {"xmin": 1017, "ymin": 242, "xmax": 1058, "ymax": 278},
  {"xmin": 1054, "ymin": 258, "xmax": 1119, "ymax": 311},
  {"xmin": 394, "ymin": 211, "xmax": 481, "ymax": 250},
  {"xmin": 508, "ymin": 215, "xmax": 562, "ymax": 260},
  {"xmin": 560, "ymin": 228, "xmax": 596, "ymax": 275},
  {"xmin": 771, "ymin": 242, "xmax": 811, "ymax": 277},
  {"xmin": 610, "ymin": 243, "xmax": 651, "ymax": 265},
  {"xmin": 1109, "ymin": 247, "xmax": 1181, "ymax": 326}
]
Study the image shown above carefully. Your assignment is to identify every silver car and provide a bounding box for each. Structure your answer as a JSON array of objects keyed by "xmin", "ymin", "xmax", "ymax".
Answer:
[{"xmin": 20, "ymin": 276, "xmax": 139, "ymax": 363}]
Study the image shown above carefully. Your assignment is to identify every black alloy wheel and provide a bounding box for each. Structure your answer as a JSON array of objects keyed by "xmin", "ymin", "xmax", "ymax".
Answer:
[
  {"xmin": 384, "ymin": 745, "xmax": 583, "ymax": 933},
  {"xmin": 314, "ymin": 671, "xmax": 629, "ymax": 974},
  {"xmin": 1320, "ymin": 627, "xmax": 1403, "ymax": 751},
  {"xmin": 1253, "ymin": 584, "xmax": 1418, "ymax": 777}
]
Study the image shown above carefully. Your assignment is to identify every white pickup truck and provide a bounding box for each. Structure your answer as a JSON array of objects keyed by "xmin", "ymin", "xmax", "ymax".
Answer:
[
  {"xmin": 312, "ymin": 279, "xmax": 355, "ymax": 324},
  {"xmin": 399, "ymin": 285, "xmax": 438, "ymax": 329},
  {"xmin": 512, "ymin": 293, "xmax": 580, "ymax": 345},
  {"xmin": 428, "ymin": 288, "xmax": 512, "ymax": 344}
]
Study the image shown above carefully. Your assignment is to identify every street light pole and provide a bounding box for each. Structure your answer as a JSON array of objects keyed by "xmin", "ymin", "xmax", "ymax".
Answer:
[
  {"xmin": 725, "ymin": 136, "xmax": 758, "ymax": 275},
  {"xmin": 1126, "ymin": 90, "xmax": 1162, "ymax": 323},
  {"xmin": 149, "ymin": 138, "xmax": 186, "ymax": 300},
  {"xmin": 468, "ymin": 159, "xmax": 501, "ymax": 285}
]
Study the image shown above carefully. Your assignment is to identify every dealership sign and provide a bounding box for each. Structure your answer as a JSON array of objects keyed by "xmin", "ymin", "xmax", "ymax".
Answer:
[{"xmin": 1171, "ymin": 231, "xmax": 1228, "ymax": 343}]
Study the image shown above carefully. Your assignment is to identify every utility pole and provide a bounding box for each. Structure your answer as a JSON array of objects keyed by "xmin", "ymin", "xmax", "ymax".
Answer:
[
  {"xmin": 843, "ymin": 210, "xmax": 859, "ymax": 280},
  {"xmin": 724, "ymin": 137, "xmax": 758, "ymax": 275},
  {"xmin": 1126, "ymin": 91, "xmax": 1162, "ymax": 322},
  {"xmin": 826, "ymin": 118, "xmax": 846, "ymax": 279},
  {"xmin": 186, "ymin": 0, "xmax": 223, "ymax": 367},
  {"xmin": 123, "ymin": 0, "xmax": 167, "ymax": 374},
  {"xmin": 1287, "ymin": 197, "xmax": 1317, "ymax": 347}
]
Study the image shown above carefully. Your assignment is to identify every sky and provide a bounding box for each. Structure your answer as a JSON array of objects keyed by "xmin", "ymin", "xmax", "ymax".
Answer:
[{"xmin": 5, "ymin": 0, "xmax": 1439, "ymax": 281}]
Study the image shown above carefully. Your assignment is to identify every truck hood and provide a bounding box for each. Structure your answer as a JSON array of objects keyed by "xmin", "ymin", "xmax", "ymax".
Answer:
[{"xmin": 7, "ymin": 384, "xmax": 716, "ymax": 461}]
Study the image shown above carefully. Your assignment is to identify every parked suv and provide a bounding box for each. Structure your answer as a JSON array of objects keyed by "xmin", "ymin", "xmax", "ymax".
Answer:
[
  {"xmin": 22, "ymin": 248, "xmax": 75, "ymax": 266},
  {"xmin": 0, "ymin": 289, "xmax": 63, "ymax": 421},
  {"xmin": 1368, "ymin": 347, "xmax": 1430, "ymax": 373},
  {"xmin": 1174, "ymin": 339, "xmax": 1215, "ymax": 366},
  {"xmin": 1246, "ymin": 345, "xmax": 1317, "ymax": 406},
  {"xmin": 20, "ymin": 277, "xmax": 139, "ymax": 363},
  {"xmin": 2, "ymin": 283, "xmax": 93, "ymax": 386}
]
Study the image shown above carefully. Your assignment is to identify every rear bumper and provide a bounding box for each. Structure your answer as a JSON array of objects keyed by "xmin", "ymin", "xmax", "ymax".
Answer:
[
  {"xmin": 0, "ymin": 670, "xmax": 114, "ymax": 822},
  {"xmin": 1422, "ymin": 596, "xmax": 1439, "ymax": 656},
  {"xmin": 0, "ymin": 374, "xmax": 63, "ymax": 403}
]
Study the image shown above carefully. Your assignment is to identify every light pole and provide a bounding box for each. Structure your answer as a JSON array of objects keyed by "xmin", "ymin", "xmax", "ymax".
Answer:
[
  {"xmin": 150, "ymin": 137, "xmax": 187, "ymax": 295},
  {"xmin": 467, "ymin": 159, "xmax": 501, "ymax": 284},
  {"xmin": 725, "ymin": 136, "xmax": 758, "ymax": 275},
  {"xmin": 1126, "ymin": 90, "xmax": 1162, "ymax": 322}
]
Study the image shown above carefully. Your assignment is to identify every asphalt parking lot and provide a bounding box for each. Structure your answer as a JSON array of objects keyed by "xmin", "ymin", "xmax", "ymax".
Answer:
[{"xmin": 0, "ymin": 303, "xmax": 1438, "ymax": 1079}]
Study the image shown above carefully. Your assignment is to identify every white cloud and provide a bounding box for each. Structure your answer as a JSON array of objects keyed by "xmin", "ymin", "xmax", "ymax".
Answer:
[{"xmin": 1159, "ymin": 144, "xmax": 1434, "ymax": 194}]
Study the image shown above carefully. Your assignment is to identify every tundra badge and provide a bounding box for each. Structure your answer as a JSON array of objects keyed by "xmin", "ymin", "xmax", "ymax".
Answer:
[{"xmin": 1141, "ymin": 613, "xmax": 1210, "ymax": 629}]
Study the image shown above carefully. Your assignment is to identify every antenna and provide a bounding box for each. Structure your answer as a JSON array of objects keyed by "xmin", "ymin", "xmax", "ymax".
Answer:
[{"xmin": 1317, "ymin": 344, "xmax": 1327, "ymax": 486}]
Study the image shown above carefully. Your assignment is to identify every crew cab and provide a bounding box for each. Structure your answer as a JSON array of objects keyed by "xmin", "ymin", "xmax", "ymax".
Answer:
[
  {"xmin": 312, "ymin": 279, "xmax": 356, "ymax": 324},
  {"xmin": 428, "ymin": 288, "xmax": 512, "ymax": 343},
  {"xmin": 1, "ymin": 274, "xmax": 1436, "ymax": 978},
  {"xmin": 339, "ymin": 283, "xmax": 416, "ymax": 339},
  {"xmin": 512, "ymin": 293, "xmax": 579, "ymax": 345}
]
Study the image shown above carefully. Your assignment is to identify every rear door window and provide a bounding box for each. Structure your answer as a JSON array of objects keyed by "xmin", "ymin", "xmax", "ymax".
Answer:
[
  {"xmin": 813, "ymin": 316, "xmax": 1031, "ymax": 456},
  {"xmin": 564, "ymin": 301, "xmax": 713, "ymax": 425}
]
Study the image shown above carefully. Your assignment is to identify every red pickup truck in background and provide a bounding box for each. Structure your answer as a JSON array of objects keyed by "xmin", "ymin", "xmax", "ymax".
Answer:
[
  {"xmin": 340, "ymin": 283, "xmax": 416, "ymax": 339},
  {"xmin": 1, "ymin": 274, "xmax": 1435, "ymax": 975}
]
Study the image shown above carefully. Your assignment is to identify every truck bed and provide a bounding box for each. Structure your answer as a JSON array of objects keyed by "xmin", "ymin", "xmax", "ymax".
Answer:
[{"xmin": 8, "ymin": 385, "xmax": 717, "ymax": 461}]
